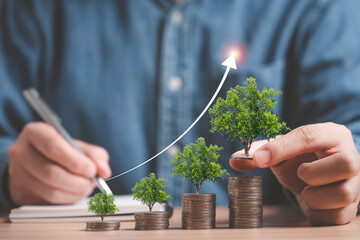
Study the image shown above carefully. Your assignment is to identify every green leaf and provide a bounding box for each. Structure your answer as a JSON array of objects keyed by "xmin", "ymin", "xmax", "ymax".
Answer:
[
  {"xmin": 87, "ymin": 190, "xmax": 118, "ymax": 221},
  {"xmin": 132, "ymin": 173, "xmax": 171, "ymax": 212},
  {"xmin": 171, "ymin": 137, "xmax": 229, "ymax": 194},
  {"xmin": 209, "ymin": 77, "xmax": 290, "ymax": 156}
]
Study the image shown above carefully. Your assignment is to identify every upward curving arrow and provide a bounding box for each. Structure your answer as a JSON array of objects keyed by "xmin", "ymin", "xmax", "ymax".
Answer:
[{"xmin": 107, "ymin": 54, "xmax": 237, "ymax": 181}]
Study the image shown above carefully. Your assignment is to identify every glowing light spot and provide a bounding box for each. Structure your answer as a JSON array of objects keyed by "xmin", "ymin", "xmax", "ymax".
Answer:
[{"xmin": 222, "ymin": 43, "xmax": 247, "ymax": 66}]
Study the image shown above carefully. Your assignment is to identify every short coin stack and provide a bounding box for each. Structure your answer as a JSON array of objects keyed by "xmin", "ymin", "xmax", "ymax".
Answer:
[
  {"xmin": 228, "ymin": 176, "xmax": 263, "ymax": 228},
  {"xmin": 85, "ymin": 221, "xmax": 120, "ymax": 231},
  {"xmin": 134, "ymin": 211, "xmax": 169, "ymax": 230},
  {"xmin": 182, "ymin": 193, "xmax": 216, "ymax": 229}
]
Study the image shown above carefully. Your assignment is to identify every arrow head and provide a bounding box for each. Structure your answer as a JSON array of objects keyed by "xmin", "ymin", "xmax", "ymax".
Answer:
[{"xmin": 221, "ymin": 54, "xmax": 237, "ymax": 70}]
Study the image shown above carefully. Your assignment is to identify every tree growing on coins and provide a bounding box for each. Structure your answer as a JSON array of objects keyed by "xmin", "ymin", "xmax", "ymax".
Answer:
[
  {"xmin": 171, "ymin": 137, "xmax": 228, "ymax": 194},
  {"xmin": 87, "ymin": 190, "xmax": 118, "ymax": 221},
  {"xmin": 209, "ymin": 77, "xmax": 289, "ymax": 157},
  {"xmin": 132, "ymin": 173, "xmax": 171, "ymax": 212}
]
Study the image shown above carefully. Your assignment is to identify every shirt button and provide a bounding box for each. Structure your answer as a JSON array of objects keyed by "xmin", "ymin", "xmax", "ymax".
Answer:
[
  {"xmin": 167, "ymin": 144, "xmax": 181, "ymax": 158},
  {"xmin": 168, "ymin": 76, "xmax": 183, "ymax": 92},
  {"xmin": 171, "ymin": 10, "xmax": 183, "ymax": 24}
]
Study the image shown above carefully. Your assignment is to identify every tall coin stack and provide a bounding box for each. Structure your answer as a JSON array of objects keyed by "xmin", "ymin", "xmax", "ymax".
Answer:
[
  {"xmin": 228, "ymin": 176, "xmax": 263, "ymax": 228},
  {"xmin": 134, "ymin": 212, "xmax": 169, "ymax": 230},
  {"xmin": 182, "ymin": 193, "xmax": 216, "ymax": 229}
]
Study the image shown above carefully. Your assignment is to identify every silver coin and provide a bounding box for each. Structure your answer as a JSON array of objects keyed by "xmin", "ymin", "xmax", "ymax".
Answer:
[
  {"xmin": 228, "ymin": 176, "xmax": 263, "ymax": 229},
  {"xmin": 85, "ymin": 221, "xmax": 120, "ymax": 231},
  {"xmin": 134, "ymin": 212, "xmax": 169, "ymax": 231},
  {"xmin": 181, "ymin": 193, "xmax": 216, "ymax": 230}
]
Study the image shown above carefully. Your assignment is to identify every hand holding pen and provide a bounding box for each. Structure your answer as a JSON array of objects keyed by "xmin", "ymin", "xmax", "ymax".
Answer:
[{"xmin": 6, "ymin": 89, "xmax": 112, "ymax": 206}]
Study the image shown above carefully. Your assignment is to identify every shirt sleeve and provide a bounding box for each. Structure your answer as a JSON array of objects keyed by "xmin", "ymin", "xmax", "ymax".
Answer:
[
  {"xmin": 0, "ymin": 140, "xmax": 20, "ymax": 215},
  {"xmin": 283, "ymin": 0, "xmax": 360, "ymax": 152},
  {"xmin": 0, "ymin": 155, "xmax": 19, "ymax": 215}
]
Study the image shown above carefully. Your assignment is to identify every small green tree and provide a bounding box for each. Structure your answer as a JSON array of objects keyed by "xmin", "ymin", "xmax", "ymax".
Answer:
[
  {"xmin": 209, "ymin": 77, "xmax": 289, "ymax": 157},
  {"xmin": 171, "ymin": 137, "xmax": 228, "ymax": 194},
  {"xmin": 132, "ymin": 173, "xmax": 171, "ymax": 212},
  {"xmin": 87, "ymin": 190, "xmax": 118, "ymax": 221}
]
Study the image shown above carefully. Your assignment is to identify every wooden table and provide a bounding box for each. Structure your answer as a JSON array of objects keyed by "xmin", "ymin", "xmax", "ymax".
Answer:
[{"xmin": 1, "ymin": 206, "xmax": 359, "ymax": 240}]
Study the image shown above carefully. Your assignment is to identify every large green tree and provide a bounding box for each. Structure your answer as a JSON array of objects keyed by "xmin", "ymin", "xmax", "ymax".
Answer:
[
  {"xmin": 87, "ymin": 190, "xmax": 118, "ymax": 221},
  {"xmin": 132, "ymin": 173, "xmax": 171, "ymax": 212},
  {"xmin": 209, "ymin": 77, "xmax": 289, "ymax": 157},
  {"xmin": 171, "ymin": 137, "xmax": 228, "ymax": 194}
]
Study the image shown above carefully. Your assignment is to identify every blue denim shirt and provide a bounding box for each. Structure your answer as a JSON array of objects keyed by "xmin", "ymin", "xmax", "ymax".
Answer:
[{"xmin": 1, "ymin": 0, "xmax": 360, "ymax": 214}]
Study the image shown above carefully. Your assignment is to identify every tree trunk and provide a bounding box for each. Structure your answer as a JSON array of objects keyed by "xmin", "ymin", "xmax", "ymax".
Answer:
[
  {"xmin": 196, "ymin": 185, "xmax": 200, "ymax": 195},
  {"xmin": 244, "ymin": 146, "xmax": 250, "ymax": 157},
  {"xmin": 101, "ymin": 215, "xmax": 104, "ymax": 222}
]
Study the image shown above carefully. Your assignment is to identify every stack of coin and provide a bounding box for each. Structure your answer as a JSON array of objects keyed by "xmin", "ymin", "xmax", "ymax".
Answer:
[
  {"xmin": 228, "ymin": 176, "xmax": 263, "ymax": 228},
  {"xmin": 85, "ymin": 221, "xmax": 120, "ymax": 231},
  {"xmin": 182, "ymin": 193, "xmax": 216, "ymax": 229},
  {"xmin": 134, "ymin": 211, "xmax": 169, "ymax": 230}
]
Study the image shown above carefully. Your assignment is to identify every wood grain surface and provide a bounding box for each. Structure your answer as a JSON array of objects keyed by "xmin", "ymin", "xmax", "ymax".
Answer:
[{"xmin": 1, "ymin": 206, "xmax": 359, "ymax": 240}]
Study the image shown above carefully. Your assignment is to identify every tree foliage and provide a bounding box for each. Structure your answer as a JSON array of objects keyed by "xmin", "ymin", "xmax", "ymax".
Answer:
[
  {"xmin": 87, "ymin": 190, "xmax": 118, "ymax": 221},
  {"xmin": 132, "ymin": 173, "xmax": 171, "ymax": 212},
  {"xmin": 171, "ymin": 137, "xmax": 228, "ymax": 194},
  {"xmin": 209, "ymin": 77, "xmax": 289, "ymax": 156}
]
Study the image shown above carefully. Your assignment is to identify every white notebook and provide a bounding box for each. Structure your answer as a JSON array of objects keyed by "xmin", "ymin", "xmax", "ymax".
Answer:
[{"xmin": 8, "ymin": 195, "xmax": 167, "ymax": 223}]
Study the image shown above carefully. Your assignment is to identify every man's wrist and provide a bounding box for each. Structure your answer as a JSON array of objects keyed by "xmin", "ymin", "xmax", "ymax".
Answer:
[{"xmin": 0, "ymin": 163, "xmax": 19, "ymax": 215}]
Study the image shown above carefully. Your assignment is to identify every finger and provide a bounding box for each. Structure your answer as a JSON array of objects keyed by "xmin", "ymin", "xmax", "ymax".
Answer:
[
  {"xmin": 31, "ymin": 175, "xmax": 92, "ymax": 205},
  {"xmin": 306, "ymin": 201, "xmax": 359, "ymax": 225},
  {"xmin": 270, "ymin": 153, "xmax": 317, "ymax": 195},
  {"xmin": 253, "ymin": 123, "xmax": 352, "ymax": 168},
  {"xmin": 75, "ymin": 140, "xmax": 112, "ymax": 179},
  {"xmin": 20, "ymin": 144, "xmax": 95, "ymax": 195},
  {"xmin": 9, "ymin": 164, "xmax": 48, "ymax": 205},
  {"xmin": 23, "ymin": 122, "xmax": 97, "ymax": 178},
  {"xmin": 238, "ymin": 140, "xmax": 269, "ymax": 156},
  {"xmin": 235, "ymin": 136, "xmax": 282, "ymax": 157},
  {"xmin": 298, "ymin": 150, "xmax": 360, "ymax": 186},
  {"xmin": 10, "ymin": 163, "xmax": 92, "ymax": 205},
  {"xmin": 230, "ymin": 151, "xmax": 257, "ymax": 171},
  {"xmin": 302, "ymin": 175, "xmax": 360, "ymax": 210},
  {"xmin": 229, "ymin": 159, "xmax": 257, "ymax": 171},
  {"xmin": 229, "ymin": 140, "xmax": 269, "ymax": 171},
  {"xmin": 229, "ymin": 158, "xmax": 257, "ymax": 171}
]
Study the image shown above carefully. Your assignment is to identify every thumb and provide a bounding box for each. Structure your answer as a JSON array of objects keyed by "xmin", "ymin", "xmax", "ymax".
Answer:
[
  {"xmin": 230, "ymin": 139, "xmax": 268, "ymax": 171},
  {"xmin": 253, "ymin": 123, "xmax": 347, "ymax": 168},
  {"xmin": 74, "ymin": 140, "xmax": 112, "ymax": 179}
]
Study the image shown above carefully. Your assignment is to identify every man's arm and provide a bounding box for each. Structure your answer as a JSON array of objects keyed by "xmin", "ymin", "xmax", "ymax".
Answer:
[
  {"xmin": 271, "ymin": 0, "xmax": 360, "ymax": 224},
  {"xmin": 0, "ymin": 1, "xmax": 111, "ymax": 214},
  {"xmin": 231, "ymin": 0, "xmax": 360, "ymax": 225},
  {"xmin": 0, "ymin": 0, "xmax": 40, "ymax": 214},
  {"xmin": 287, "ymin": 0, "xmax": 360, "ymax": 218}
]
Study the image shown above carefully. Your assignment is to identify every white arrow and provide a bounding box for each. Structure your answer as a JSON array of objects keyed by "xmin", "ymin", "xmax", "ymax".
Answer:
[{"xmin": 107, "ymin": 54, "xmax": 237, "ymax": 181}]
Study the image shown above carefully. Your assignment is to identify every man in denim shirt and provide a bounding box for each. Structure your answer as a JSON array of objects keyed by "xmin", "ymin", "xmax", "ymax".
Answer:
[{"xmin": 0, "ymin": 0, "xmax": 359, "ymax": 225}]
